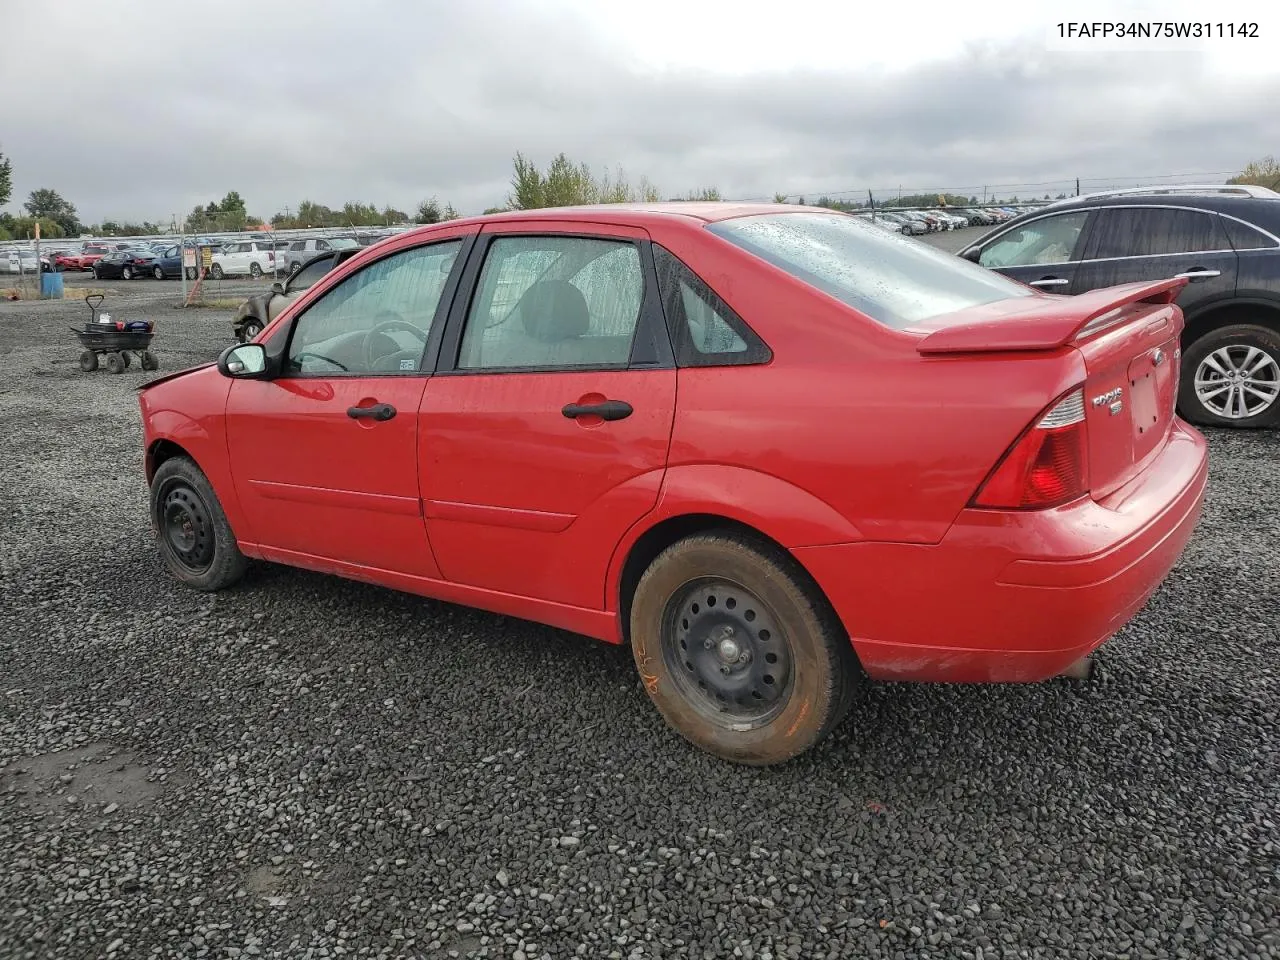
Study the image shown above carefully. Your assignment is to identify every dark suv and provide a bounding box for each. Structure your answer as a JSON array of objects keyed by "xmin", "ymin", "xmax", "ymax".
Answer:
[{"xmin": 958, "ymin": 184, "xmax": 1280, "ymax": 428}]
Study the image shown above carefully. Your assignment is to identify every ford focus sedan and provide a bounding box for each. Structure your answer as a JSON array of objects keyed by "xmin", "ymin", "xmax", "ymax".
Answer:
[{"xmin": 138, "ymin": 203, "xmax": 1208, "ymax": 766}]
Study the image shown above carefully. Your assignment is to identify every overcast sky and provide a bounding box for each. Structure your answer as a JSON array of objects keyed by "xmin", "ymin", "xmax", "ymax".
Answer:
[{"xmin": 2, "ymin": 0, "xmax": 1278, "ymax": 225}]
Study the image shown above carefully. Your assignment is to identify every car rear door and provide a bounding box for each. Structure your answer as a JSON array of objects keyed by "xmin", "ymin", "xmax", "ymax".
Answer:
[
  {"xmin": 418, "ymin": 221, "xmax": 677, "ymax": 610},
  {"xmin": 1070, "ymin": 205, "xmax": 1239, "ymax": 312},
  {"xmin": 225, "ymin": 230, "xmax": 474, "ymax": 576},
  {"xmin": 972, "ymin": 209, "xmax": 1094, "ymax": 292}
]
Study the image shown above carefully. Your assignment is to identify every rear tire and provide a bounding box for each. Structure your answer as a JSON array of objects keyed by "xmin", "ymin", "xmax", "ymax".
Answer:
[
  {"xmin": 1179, "ymin": 323, "xmax": 1280, "ymax": 428},
  {"xmin": 249, "ymin": 262, "xmax": 262, "ymax": 279},
  {"xmin": 122, "ymin": 265, "xmax": 133, "ymax": 280},
  {"xmin": 150, "ymin": 457, "xmax": 247, "ymax": 591},
  {"xmin": 185, "ymin": 267, "xmax": 197, "ymax": 280},
  {"xmin": 79, "ymin": 350, "xmax": 98, "ymax": 372},
  {"xmin": 210, "ymin": 263, "xmax": 224, "ymax": 280},
  {"xmin": 629, "ymin": 533, "xmax": 861, "ymax": 766},
  {"xmin": 153, "ymin": 265, "xmax": 164, "ymax": 280}
]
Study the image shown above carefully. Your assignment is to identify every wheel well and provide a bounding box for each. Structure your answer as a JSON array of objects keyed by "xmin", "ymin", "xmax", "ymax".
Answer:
[
  {"xmin": 617, "ymin": 514, "xmax": 833, "ymax": 645},
  {"xmin": 146, "ymin": 439, "xmax": 191, "ymax": 484},
  {"xmin": 1184, "ymin": 301, "xmax": 1280, "ymax": 347}
]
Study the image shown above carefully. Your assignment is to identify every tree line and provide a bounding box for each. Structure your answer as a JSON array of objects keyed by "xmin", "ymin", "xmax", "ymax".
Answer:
[{"xmin": 3, "ymin": 142, "xmax": 1278, "ymax": 240}]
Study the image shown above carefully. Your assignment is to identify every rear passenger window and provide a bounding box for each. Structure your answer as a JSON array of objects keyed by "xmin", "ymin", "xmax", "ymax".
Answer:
[
  {"xmin": 1221, "ymin": 216, "xmax": 1279, "ymax": 250},
  {"xmin": 652, "ymin": 245, "xmax": 771, "ymax": 367},
  {"xmin": 457, "ymin": 236, "xmax": 644, "ymax": 370},
  {"xmin": 1087, "ymin": 208, "xmax": 1226, "ymax": 258}
]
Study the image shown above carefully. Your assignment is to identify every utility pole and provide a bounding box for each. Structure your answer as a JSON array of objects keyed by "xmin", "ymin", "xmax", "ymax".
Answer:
[{"xmin": 1076, "ymin": 178, "xmax": 1081, "ymax": 196}]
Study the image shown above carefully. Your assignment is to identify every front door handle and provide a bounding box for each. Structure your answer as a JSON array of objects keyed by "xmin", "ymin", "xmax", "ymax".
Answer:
[
  {"xmin": 1029, "ymin": 277, "xmax": 1070, "ymax": 288},
  {"xmin": 562, "ymin": 400, "xmax": 633, "ymax": 421},
  {"xmin": 347, "ymin": 402, "xmax": 396, "ymax": 422},
  {"xmin": 1174, "ymin": 268, "xmax": 1222, "ymax": 282}
]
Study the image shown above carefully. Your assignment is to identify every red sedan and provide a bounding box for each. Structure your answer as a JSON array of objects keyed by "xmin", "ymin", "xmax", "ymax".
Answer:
[{"xmin": 138, "ymin": 203, "xmax": 1208, "ymax": 765}]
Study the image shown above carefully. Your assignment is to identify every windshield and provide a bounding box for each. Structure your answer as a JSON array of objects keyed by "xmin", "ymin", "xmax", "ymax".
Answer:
[{"xmin": 706, "ymin": 211, "xmax": 1033, "ymax": 330}]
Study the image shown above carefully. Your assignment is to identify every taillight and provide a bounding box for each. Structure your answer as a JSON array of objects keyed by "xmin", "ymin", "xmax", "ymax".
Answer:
[
  {"xmin": 268, "ymin": 252, "xmax": 275, "ymax": 262},
  {"xmin": 971, "ymin": 388, "xmax": 1089, "ymax": 510}
]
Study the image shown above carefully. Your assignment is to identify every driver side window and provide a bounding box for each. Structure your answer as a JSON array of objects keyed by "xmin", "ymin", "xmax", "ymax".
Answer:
[
  {"xmin": 978, "ymin": 212, "xmax": 1089, "ymax": 268},
  {"xmin": 286, "ymin": 240, "xmax": 461, "ymax": 376}
]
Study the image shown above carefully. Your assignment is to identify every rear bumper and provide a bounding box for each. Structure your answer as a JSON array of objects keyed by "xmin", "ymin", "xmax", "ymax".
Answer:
[{"xmin": 795, "ymin": 421, "xmax": 1209, "ymax": 683}]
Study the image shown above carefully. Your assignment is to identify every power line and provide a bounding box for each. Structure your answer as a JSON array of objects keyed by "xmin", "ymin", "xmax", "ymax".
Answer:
[{"xmin": 744, "ymin": 170, "xmax": 1243, "ymax": 203}]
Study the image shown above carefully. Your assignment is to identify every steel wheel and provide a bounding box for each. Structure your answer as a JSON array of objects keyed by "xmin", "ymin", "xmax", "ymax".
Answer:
[
  {"xmin": 157, "ymin": 479, "xmax": 216, "ymax": 575},
  {"xmin": 122, "ymin": 265, "xmax": 133, "ymax": 280},
  {"xmin": 153, "ymin": 265, "xmax": 164, "ymax": 280},
  {"xmin": 662, "ymin": 577, "xmax": 794, "ymax": 728},
  {"xmin": 1194, "ymin": 343, "xmax": 1280, "ymax": 420}
]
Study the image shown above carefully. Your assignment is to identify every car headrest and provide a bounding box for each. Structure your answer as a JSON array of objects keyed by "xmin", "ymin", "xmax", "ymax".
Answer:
[{"xmin": 521, "ymin": 280, "xmax": 590, "ymax": 342}]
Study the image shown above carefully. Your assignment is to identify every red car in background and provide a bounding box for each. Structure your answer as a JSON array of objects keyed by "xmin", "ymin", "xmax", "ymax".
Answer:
[
  {"xmin": 137, "ymin": 203, "xmax": 1208, "ymax": 766},
  {"xmin": 57, "ymin": 242, "xmax": 116, "ymax": 272}
]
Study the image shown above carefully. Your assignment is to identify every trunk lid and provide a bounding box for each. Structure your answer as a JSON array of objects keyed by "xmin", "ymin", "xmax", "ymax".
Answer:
[{"xmin": 913, "ymin": 277, "xmax": 1189, "ymax": 499}]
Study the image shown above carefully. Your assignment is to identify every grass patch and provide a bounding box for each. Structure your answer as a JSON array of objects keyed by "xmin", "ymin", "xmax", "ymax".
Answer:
[{"xmin": 2, "ymin": 285, "xmax": 113, "ymax": 301}]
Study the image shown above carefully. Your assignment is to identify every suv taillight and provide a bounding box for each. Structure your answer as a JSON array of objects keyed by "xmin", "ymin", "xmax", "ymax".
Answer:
[{"xmin": 970, "ymin": 388, "xmax": 1089, "ymax": 510}]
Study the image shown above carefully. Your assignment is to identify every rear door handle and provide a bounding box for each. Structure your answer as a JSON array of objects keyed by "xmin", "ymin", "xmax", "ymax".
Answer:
[
  {"xmin": 347, "ymin": 403, "xmax": 396, "ymax": 422},
  {"xmin": 562, "ymin": 400, "xmax": 633, "ymax": 421},
  {"xmin": 1029, "ymin": 277, "xmax": 1070, "ymax": 288},
  {"xmin": 1174, "ymin": 268, "xmax": 1221, "ymax": 281}
]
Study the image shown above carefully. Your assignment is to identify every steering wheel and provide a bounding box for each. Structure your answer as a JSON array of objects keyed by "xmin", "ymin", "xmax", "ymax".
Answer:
[{"xmin": 362, "ymin": 313, "xmax": 428, "ymax": 370}]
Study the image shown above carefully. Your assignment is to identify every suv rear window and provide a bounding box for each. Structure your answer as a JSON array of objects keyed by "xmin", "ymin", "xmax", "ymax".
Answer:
[{"xmin": 706, "ymin": 212, "xmax": 1033, "ymax": 329}]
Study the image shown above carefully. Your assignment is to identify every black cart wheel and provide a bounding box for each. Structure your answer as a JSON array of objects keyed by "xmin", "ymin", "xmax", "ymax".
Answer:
[
  {"xmin": 120, "ymin": 351, "xmax": 131, "ymax": 369},
  {"xmin": 629, "ymin": 533, "xmax": 861, "ymax": 766},
  {"xmin": 150, "ymin": 457, "xmax": 248, "ymax": 591},
  {"xmin": 105, "ymin": 352, "xmax": 125, "ymax": 374},
  {"xmin": 79, "ymin": 350, "xmax": 98, "ymax": 372},
  {"xmin": 141, "ymin": 350, "xmax": 159, "ymax": 371}
]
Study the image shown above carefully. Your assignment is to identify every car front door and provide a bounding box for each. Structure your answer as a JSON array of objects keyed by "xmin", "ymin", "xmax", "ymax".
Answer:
[
  {"xmin": 225, "ymin": 232, "xmax": 472, "ymax": 576},
  {"xmin": 1069, "ymin": 205, "xmax": 1239, "ymax": 312},
  {"xmin": 971, "ymin": 210, "xmax": 1092, "ymax": 292},
  {"xmin": 419, "ymin": 223, "xmax": 677, "ymax": 610}
]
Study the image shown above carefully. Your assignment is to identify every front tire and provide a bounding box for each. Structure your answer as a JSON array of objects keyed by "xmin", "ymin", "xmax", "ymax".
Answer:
[
  {"xmin": 185, "ymin": 267, "xmax": 197, "ymax": 280},
  {"xmin": 1179, "ymin": 323, "xmax": 1280, "ymax": 428},
  {"xmin": 153, "ymin": 265, "xmax": 164, "ymax": 280},
  {"xmin": 210, "ymin": 263, "xmax": 224, "ymax": 280},
  {"xmin": 122, "ymin": 265, "xmax": 133, "ymax": 280},
  {"xmin": 150, "ymin": 457, "xmax": 247, "ymax": 591},
  {"xmin": 249, "ymin": 262, "xmax": 262, "ymax": 279},
  {"xmin": 241, "ymin": 320, "xmax": 263, "ymax": 341},
  {"xmin": 629, "ymin": 533, "xmax": 860, "ymax": 766}
]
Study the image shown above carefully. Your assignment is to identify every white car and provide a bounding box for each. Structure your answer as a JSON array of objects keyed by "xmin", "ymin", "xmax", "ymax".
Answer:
[
  {"xmin": 279, "ymin": 236, "xmax": 360, "ymax": 274},
  {"xmin": 209, "ymin": 240, "xmax": 276, "ymax": 279}
]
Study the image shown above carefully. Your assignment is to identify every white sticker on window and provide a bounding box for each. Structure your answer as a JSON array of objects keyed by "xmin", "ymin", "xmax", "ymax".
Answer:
[{"xmin": 399, "ymin": 358, "xmax": 415, "ymax": 371}]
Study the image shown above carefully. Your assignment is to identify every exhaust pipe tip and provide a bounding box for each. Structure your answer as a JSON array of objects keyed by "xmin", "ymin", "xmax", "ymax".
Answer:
[{"xmin": 1058, "ymin": 656, "xmax": 1095, "ymax": 681}]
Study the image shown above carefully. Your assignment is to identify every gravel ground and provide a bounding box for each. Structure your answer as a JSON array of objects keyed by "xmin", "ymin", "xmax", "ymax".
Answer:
[{"xmin": 1, "ymin": 258, "xmax": 1277, "ymax": 960}]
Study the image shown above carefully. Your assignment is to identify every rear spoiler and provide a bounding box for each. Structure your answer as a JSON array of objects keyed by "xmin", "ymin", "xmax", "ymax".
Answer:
[{"xmin": 915, "ymin": 277, "xmax": 1188, "ymax": 355}]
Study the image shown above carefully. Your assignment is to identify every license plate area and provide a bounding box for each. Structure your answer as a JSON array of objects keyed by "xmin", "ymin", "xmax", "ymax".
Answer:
[{"xmin": 1127, "ymin": 341, "xmax": 1176, "ymax": 459}]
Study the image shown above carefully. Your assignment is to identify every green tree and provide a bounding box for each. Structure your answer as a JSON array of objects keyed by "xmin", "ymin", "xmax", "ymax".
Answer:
[
  {"xmin": 508, "ymin": 152, "xmax": 662, "ymax": 209},
  {"xmin": 416, "ymin": 197, "xmax": 442, "ymax": 223},
  {"xmin": 4, "ymin": 215, "xmax": 64, "ymax": 239},
  {"xmin": 684, "ymin": 187, "xmax": 722, "ymax": 201},
  {"xmin": 482, "ymin": 206, "xmax": 508, "ymax": 215},
  {"xmin": 1228, "ymin": 155, "xmax": 1280, "ymax": 188},
  {"xmin": 773, "ymin": 193, "xmax": 788, "ymax": 203},
  {"xmin": 442, "ymin": 203, "xmax": 461, "ymax": 221},
  {"xmin": 0, "ymin": 147, "xmax": 11, "ymax": 209},
  {"xmin": 24, "ymin": 188, "xmax": 80, "ymax": 235}
]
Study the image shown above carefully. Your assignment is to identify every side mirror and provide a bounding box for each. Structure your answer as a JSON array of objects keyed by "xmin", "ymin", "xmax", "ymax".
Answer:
[
  {"xmin": 217, "ymin": 342, "xmax": 270, "ymax": 379},
  {"xmin": 961, "ymin": 247, "xmax": 982, "ymax": 263},
  {"xmin": 271, "ymin": 281, "xmax": 285, "ymax": 295}
]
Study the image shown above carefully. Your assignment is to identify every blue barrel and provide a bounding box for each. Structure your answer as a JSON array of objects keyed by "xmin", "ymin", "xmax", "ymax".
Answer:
[{"xmin": 40, "ymin": 270, "xmax": 64, "ymax": 299}]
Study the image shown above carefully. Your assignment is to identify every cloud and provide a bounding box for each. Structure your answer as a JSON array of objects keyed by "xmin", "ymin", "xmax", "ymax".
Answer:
[{"xmin": 1, "ymin": 0, "xmax": 1275, "ymax": 224}]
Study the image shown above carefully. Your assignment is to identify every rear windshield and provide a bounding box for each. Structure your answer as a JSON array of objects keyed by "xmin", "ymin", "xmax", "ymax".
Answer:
[{"xmin": 707, "ymin": 211, "xmax": 1033, "ymax": 329}]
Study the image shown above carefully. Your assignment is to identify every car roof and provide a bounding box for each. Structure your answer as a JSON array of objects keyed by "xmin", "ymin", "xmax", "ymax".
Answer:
[
  {"xmin": 1005, "ymin": 190, "xmax": 1280, "ymax": 232},
  {"xmin": 403, "ymin": 201, "xmax": 829, "ymax": 237}
]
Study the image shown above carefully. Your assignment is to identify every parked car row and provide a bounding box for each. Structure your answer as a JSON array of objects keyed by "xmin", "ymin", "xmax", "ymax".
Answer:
[{"xmin": 858, "ymin": 204, "xmax": 1042, "ymax": 235}]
